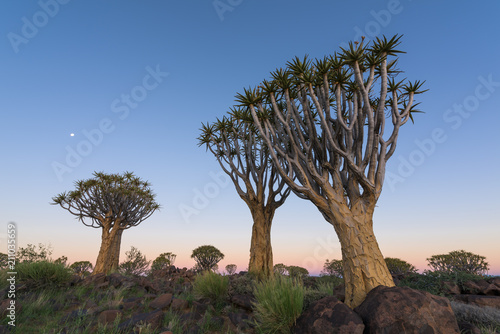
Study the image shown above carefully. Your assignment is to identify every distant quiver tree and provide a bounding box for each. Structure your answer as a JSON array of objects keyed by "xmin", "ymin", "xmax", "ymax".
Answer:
[
  {"xmin": 236, "ymin": 35, "xmax": 427, "ymax": 307},
  {"xmin": 52, "ymin": 171, "xmax": 160, "ymax": 275},
  {"xmin": 198, "ymin": 113, "xmax": 291, "ymax": 279}
]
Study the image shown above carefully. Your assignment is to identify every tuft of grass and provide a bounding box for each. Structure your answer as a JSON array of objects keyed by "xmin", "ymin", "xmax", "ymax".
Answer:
[
  {"xmin": 193, "ymin": 270, "xmax": 229, "ymax": 305},
  {"xmin": 451, "ymin": 301, "xmax": 500, "ymax": 331},
  {"xmin": 253, "ymin": 275, "xmax": 304, "ymax": 334},
  {"xmin": 14, "ymin": 261, "xmax": 73, "ymax": 289}
]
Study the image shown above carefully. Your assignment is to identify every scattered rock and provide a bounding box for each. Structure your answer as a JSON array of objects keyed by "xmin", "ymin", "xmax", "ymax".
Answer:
[
  {"xmin": 118, "ymin": 309, "xmax": 163, "ymax": 331},
  {"xmin": 462, "ymin": 279, "xmax": 500, "ymax": 295},
  {"xmin": 82, "ymin": 273, "xmax": 107, "ymax": 286},
  {"xmin": 230, "ymin": 294, "xmax": 254, "ymax": 311},
  {"xmin": 170, "ymin": 298, "xmax": 189, "ymax": 312},
  {"xmin": 354, "ymin": 286, "xmax": 460, "ymax": 334},
  {"xmin": 457, "ymin": 321, "xmax": 481, "ymax": 334},
  {"xmin": 98, "ymin": 309, "xmax": 122, "ymax": 326},
  {"xmin": 453, "ymin": 295, "xmax": 500, "ymax": 309},
  {"xmin": 227, "ymin": 311, "xmax": 254, "ymax": 330},
  {"xmin": 293, "ymin": 296, "xmax": 364, "ymax": 334},
  {"xmin": 150, "ymin": 293, "xmax": 173, "ymax": 310}
]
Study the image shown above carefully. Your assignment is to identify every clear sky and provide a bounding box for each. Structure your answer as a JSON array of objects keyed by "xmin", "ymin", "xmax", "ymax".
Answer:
[{"xmin": 1, "ymin": 1, "xmax": 499, "ymax": 276}]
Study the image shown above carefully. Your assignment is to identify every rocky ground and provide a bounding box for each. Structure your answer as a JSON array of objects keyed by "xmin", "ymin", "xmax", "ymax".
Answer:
[{"xmin": 0, "ymin": 267, "xmax": 499, "ymax": 333}]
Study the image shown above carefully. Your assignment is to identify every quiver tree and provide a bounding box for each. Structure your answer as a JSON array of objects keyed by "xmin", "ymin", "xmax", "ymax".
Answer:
[
  {"xmin": 52, "ymin": 171, "xmax": 160, "ymax": 275},
  {"xmin": 191, "ymin": 245, "xmax": 224, "ymax": 272},
  {"xmin": 151, "ymin": 252, "xmax": 177, "ymax": 272},
  {"xmin": 198, "ymin": 113, "xmax": 291, "ymax": 279},
  {"xmin": 427, "ymin": 250, "xmax": 489, "ymax": 275},
  {"xmin": 236, "ymin": 35, "xmax": 427, "ymax": 307}
]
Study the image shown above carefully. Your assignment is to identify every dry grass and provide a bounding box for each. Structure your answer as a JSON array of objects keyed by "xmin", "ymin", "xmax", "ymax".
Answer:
[{"xmin": 451, "ymin": 301, "xmax": 500, "ymax": 333}]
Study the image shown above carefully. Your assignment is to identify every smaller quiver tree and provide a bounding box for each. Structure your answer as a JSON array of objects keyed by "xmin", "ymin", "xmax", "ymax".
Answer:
[
  {"xmin": 191, "ymin": 245, "xmax": 224, "ymax": 272},
  {"xmin": 70, "ymin": 261, "xmax": 93, "ymax": 277},
  {"xmin": 198, "ymin": 112, "xmax": 291, "ymax": 279},
  {"xmin": 225, "ymin": 264, "xmax": 237, "ymax": 275},
  {"xmin": 427, "ymin": 250, "xmax": 489, "ymax": 276},
  {"xmin": 151, "ymin": 252, "xmax": 177, "ymax": 272},
  {"xmin": 52, "ymin": 171, "xmax": 160, "ymax": 275}
]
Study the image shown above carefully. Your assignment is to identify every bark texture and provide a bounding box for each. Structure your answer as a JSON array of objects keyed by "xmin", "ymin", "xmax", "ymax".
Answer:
[
  {"xmin": 93, "ymin": 223, "xmax": 123, "ymax": 275},
  {"xmin": 248, "ymin": 205, "xmax": 274, "ymax": 279}
]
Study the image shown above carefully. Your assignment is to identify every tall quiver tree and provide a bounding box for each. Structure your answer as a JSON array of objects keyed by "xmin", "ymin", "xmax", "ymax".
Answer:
[
  {"xmin": 238, "ymin": 35, "xmax": 427, "ymax": 308},
  {"xmin": 52, "ymin": 172, "xmax": 160, "ymax": 275},
  {"xmin": 199, "ymin": 112, "xmax": 291, "ymax": 279}
]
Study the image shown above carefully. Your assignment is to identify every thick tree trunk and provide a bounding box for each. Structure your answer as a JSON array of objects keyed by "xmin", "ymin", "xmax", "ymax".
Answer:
[
  {"xmin": 109, "ymin": 228, "xmax": 123, "ymax": 272},
  {"xmin": 327, "ymin": 202, "xmax": 395, "ymax": 308},
  {"xmin": 248, "ymin": 205, "xmax": 274, "ymax": 279},
  {"xmin": 93, "ymin": 225, "xmax": 122, "ymax": 275}
]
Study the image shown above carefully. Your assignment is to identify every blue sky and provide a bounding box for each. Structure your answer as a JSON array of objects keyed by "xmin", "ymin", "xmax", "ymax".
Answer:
[{"xmin": 1, "ymin": 1, "xmax": 499, "ymax": 275}]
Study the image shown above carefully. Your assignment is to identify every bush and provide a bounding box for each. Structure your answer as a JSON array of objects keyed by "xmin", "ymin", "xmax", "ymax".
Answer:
[
  {"xmin": 54, "ymin": 256, "xmax": 68, "ymax": 267},
  {"xmin": 427, "ymin": 250, "xmax": 489, "ymax": 275},
  {"xmin": 320, "ymin": 259, "xmax": 343, "ymax": 278},
  {"xmin": 384, "ymin": 257, "xmax": 417, "ymax": 275},
  {"xmin": 228, "ymin": 274, "xmax": 255, "ymax": 295},
  {"xmin": 286, "ymin": 265, "xmax": 309, "ymax": 279},
  {"xmin": 399, "ymin": 271, "xmax": 483, "ymax": 296},
  {"xmin": 0, "ymin": 253, "xmax": 7, "ymax": 270},
  {"xmin": 253, "ymin": 276, "xmax": 304, "ymax": 334},
  {"xmin": 150, "ymin": 252, "xmax": 176, "ymax": 272},
  {"xmin": 225, "ymin": 264, "xmax": 237, "ymax": 275},
  {"xmin": 193, "ymin": 270, "xmax": 229, "ymax": 306},
  {"xmin": 191, "ymin": 245, "xmax": 224, "ymax": 272},
  {"xmin": 273, "ymin": 263, "xmax": 288, "ymax": 276},
  {"xmin": 118, "ymin": 246, "xmax": 151, "ymax": 276},
  {"xmin": 303, "ymin": 281, "xmax": 336, "ymax": 310},
  {"xmin": 17, "ymin": 243, "xmax": 52, "ymax": 263},
  {"xmin": 70, "ymin": 261, "xmax": 93, "ymax": 277},
  {"xmin": 13, "ymin": 261, "xmax": 72, "ymax": 288}
]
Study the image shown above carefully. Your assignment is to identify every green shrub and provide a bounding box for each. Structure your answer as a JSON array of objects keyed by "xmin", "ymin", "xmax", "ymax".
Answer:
[
  {"xmin": 427, "ymin": 250, "xmax": 489, "ymax": 275},
  {"xmin": 273, "ymin": 263, "xmax": 288, "ymax": 276},
  {"xmin": 17, "ymin": 243, "xmax": 53, "ymax": 263},
  {"xmin": 315, "ymin": 274, "xmax": 344, "ymax": 287},
  {"xmin": 150, "ymin": 252, "xmax": 176, "ymax": 272},
  {"xmin": 193, "ymin": 270, "xmax": 229, "ymax": 305},
  {"xmin": 229, "ymin": 273, "xmax": 255, "ymax": 295},
  {"xmin": 320, "ymin": 259, "xmax": 343, "ymax": 278},
  {"xmin": 118, "ymin": 246, "xmax": 151, "ymax": 276},
  {"xmin": 286, "ymin": 265, "xmax": 309, "ymax": 279},
  {"xmin": 399, "ymin": 271, "xmax": 483, "ymax": 296},
  {"xmin": 14, "ymin": 261, "xmax": 72, "ymax": 288},
  {"xmin": 384, "ymin": 257, "xmax": 417, "ymax": 275},
  {"xmin": 253, "ymin": 276, "xmax": 304, "ymax": 334},
  {"xmin": 70, "ymin": 261, "xmax": 93, "ymax": 277}
]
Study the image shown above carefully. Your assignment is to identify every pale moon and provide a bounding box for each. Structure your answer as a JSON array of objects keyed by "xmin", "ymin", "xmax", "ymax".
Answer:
[{"xmin": 70, "ymin": 133, "xmax": 75, "ymax": 137}]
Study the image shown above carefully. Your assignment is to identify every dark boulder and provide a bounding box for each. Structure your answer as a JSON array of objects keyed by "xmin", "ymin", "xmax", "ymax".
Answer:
[{"xmin": 354, "ymin": 285, "xmax": 460, "ymax": 334}]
